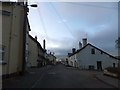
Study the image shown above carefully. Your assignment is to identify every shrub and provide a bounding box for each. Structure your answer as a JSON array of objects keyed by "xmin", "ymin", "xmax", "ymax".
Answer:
[{"xmin": 104, "ymin": 67, "xmax": 118, "ymax": 74}]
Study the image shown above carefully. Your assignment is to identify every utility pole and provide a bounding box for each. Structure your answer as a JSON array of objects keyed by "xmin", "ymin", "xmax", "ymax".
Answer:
[
  {"xmin": 21, "ymin": 0, "xmax": 28, "ymax": 75},
  {"xmin": 19, "ymin": 0, "xmax": 37, "ymax": 74},
  {"xmin": 115, "ymin": 1, "xmax": 120, "ymax": 86}
]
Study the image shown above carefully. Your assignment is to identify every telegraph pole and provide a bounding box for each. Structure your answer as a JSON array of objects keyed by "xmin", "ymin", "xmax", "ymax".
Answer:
[
  {"xmin": 21, "ymin": 0, "xmax": 28, "ymax": 75},
  {"xmin": 19, "ymin": 0, "xmax": 37, "ymax": 74}
]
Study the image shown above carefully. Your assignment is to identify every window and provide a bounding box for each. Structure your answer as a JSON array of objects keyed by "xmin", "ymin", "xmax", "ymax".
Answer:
[
  {"xmin": 89, "ymin": 65, "xmax": 95, "ymax": 70},
  {"xmin": 0, "ymin": 45, "xmax": 5, "ymax": 61},
  {"xmin": 101, "ymin": 51, "xmax": 103, "ymax": 54},
  {"xmin": 0, "ymin": 10, "xmax": 11, "ymax": 16},
  {"xmin": 91, "ymin": 48, "xmax": 95, "ymax": 54},
  {"xmin": 113, "ymin": 63, "xmax": 115, "ymax": 68}
]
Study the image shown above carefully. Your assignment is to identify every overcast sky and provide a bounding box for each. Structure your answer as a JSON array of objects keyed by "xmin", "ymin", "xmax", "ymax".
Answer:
[{"xmin": 27, "ymin": 1, "xmax": 118, "ymax": 58}]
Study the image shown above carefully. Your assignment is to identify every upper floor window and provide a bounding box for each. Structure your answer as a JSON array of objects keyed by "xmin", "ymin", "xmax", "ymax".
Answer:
[
  {"xmin": 0, "ymin": 10, "xmax": 11, "ymax": 16},
  {"xmin": 91, "ymin": 48, "xmax": 95, "ymax": 54},
  {"xmin": 101, "ymin": 51, "xmax": 103, "ymax": 54}
]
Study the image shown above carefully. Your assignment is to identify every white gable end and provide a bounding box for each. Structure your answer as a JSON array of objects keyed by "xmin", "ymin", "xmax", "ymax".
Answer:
[{"xmin": 72, "ymin": 44, "xmax": 118, "ymax": 70}]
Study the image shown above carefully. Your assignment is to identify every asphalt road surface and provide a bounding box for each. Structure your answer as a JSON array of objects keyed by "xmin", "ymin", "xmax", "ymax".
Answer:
[
  {"xmin": 30, "ymin": 63, "xmax": 113, "ymax": 88},
  {"xmin": 3, "ymin": 63, "xmax": 115, "ymax": 88}
]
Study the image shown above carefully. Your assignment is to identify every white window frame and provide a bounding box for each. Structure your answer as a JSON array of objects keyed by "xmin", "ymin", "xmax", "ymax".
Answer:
[{"xmin": 0, "ymin": 45, "xmax": 6, "ymax": 64}]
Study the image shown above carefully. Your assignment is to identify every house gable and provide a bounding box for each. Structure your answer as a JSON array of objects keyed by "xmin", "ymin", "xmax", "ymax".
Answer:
[
  {"xmin": 69, "ymin": 43, "xmax": 119, "ymax": 61},
  {"xmin": 28, "ymin": 35, "xmax": 45, "ymax": 52}
]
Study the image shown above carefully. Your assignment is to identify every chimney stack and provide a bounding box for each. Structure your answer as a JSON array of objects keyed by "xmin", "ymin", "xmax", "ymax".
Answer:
[
  {"xmin": 53, "ymin": 52, "xmax": 54, "ymax": 55},
  {"xmin": 79, "ymin": 41, "xmax": 82, "ymax": 49},
  {"xmin": 43, "ymin": 39, "xmax": 46, "ymax": 50},
  {"xmin": 82, "ymin": 38, "xmax": 87, "ymax": 47},
  {"xmin": 72, "ymin": 48, "xmax": 76, "ymax": 54},
  {"xmin": 35, "ymin": 36, "xmax": 37, "ymax": 40},
  {"xmin": 17, "ymin": 0, "xmax": 24, "ymax": 5}
]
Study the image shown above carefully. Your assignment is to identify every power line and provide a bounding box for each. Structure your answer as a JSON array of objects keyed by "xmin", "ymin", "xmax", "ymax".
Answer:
[
  {"xmin": 63, "ymin": 2, "xmax": 118, "ymax": 10},
  {"xmin": 49, "ymin": 2, "xmax": 75, "ymax": 38},
  {"xmin": 36, "ymin": 2, "xmax": 49, "ymax": 40}
]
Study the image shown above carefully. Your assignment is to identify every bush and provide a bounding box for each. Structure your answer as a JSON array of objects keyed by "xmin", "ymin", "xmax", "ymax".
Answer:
[{"xmin": 104, "ymin": 67, "xmax": 118, "ymax": 74}]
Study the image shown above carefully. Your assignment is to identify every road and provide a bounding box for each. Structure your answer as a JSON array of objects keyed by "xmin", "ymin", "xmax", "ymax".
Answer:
[{"xmin": 3, "ymin": 63, "xmax": 115, "ymax": 88}]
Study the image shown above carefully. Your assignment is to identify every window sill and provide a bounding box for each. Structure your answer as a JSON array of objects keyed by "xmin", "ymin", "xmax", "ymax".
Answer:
[{"xmin": 0, "ymin": 61, "xmax": 7, "ymax": 65}]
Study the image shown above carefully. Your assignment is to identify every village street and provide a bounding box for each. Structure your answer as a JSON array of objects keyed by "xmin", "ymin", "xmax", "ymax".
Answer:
[{"xmin": 2, "ymin": 63, "xmax": 118, "ymax": 89}]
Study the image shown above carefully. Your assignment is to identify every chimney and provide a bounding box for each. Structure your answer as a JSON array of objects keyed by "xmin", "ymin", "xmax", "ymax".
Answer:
[
  {"xmin": 17, "ymin": 0, "xmax": 24, "ymax": 5},
  {"xmin": 79, "ymin": 41, "xmax": 82, "ymax": 49},
  {"xmin": 43, "ymin": 39, "xmax": 46, "ymax": 50},
  {"xmin": 68, "ymin": 53, "xmax": 72, "ymax": 57},
  {"xmin": 35, "ymin": 36, "xmax": 37, "ymax": 40},
  {"xmin": 53, "ymin": 52, "xmax": 54, "ymax": 55},
  {"xmin": 82, "ymin": 38, "xmax": 87, "ymax": 47},
  {"xmin": 72, "ymin": 48, "xmax": 76, "ymax": 54}
]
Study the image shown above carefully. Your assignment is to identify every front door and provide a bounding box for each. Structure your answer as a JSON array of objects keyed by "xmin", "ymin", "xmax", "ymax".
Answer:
[{"xmin": 97, "ymin": 61, "xmax": 102, "ymax": 70}]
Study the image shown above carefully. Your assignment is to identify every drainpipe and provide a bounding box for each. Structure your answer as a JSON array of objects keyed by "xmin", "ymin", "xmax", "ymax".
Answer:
[
  {"xmin": 22, "ymin": 1, "xmax": 27, "ymax": 75},
  {"xmin": 7, "ymin": 3, "xmax": 14, "ymax": 76}
]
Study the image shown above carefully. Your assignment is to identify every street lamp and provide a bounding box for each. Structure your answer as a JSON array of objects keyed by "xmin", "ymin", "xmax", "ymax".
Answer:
[
  {"xmin": 29, "ymin": 4, "xmax": 37, "ymax": 7},
  {"xmin": 27, "ymin": 4, "xmax": 38, "ymax": 13},
  {"xmin": 22, "ymin": 1, "xmax": 37, "ymax": 75}
]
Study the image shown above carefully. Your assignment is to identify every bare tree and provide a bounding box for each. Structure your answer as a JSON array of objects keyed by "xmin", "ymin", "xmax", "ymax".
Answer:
[
  {"xmin": 115, "ymin": 37, "xmax": 120, "ymax": 48},
  {"xmin": 116, "ymin": 37, "xmax": 120, "ymax": 80}
]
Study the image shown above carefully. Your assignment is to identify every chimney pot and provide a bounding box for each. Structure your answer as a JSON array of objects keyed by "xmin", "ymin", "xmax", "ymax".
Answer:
[
  {"xmin": 43, "ymin": 39, "xmax": 45, "ymax": 50},
  {"xmin": 79, "ymin": 41, "xmax": 82, "ymax": 49},
  {"xmin": 82, "ymin": 38, "xmax": 87, "ymax": 47},
  {"xmin": 72, "ymin": 48, "xmax": 76, "ymax": 54},
  {"xmin": 35, "ymin": 36, "xmax": 37, "ymax": 40}
]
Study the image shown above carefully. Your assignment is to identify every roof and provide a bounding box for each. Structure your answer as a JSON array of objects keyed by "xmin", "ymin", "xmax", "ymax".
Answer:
[
  {"xmin": 48, "ymin": 54, "xmax": 56, "ymax": 58},
  {"xmin": 0, "ymin": 2, "xmax": 16, "ymax": 4},
  {"xmin": 1, "ymin": 1, "xmax": 25, "ymax": 7},
  {"xmin": 69, "ymin": 43, "xmax": 120, "ymax": 60},
  {"xmin": 28, "ymin": 35, "xmax": 45, "ymax": 52},
  {"xmin": 27, "ymin": 17, "xmax": 31, "ymax": 31}
]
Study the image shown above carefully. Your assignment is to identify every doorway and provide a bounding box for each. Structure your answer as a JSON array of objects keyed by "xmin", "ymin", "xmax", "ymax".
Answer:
[{"xmin": 97, "ymin": 61, "xmax": 102, "ymax": 70}]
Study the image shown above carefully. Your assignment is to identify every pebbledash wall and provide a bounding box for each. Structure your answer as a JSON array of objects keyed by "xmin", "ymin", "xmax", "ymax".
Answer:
[
  {"xmin": 1, "ymin": 2, "xmax": 25, "ymax": 77},
  {"xmin": 0, "ymin": 2, "xmax": 2, "ymax": 76},
  {"xmin": 77, "ymin": 44, "xmax": 118, "ymax": 70},
  {"xmin": 47, "ymin": 53, "xmax": 56, "ymax": 65},
  {"xmin": 68, "ymin": 43, "xmax": 119, "ymax": 70},
  {"xmin": 28, "ymin": 35, "xmax": 39, "ymax": 67},
  {"xmin": 0, "ymin": 2, "xmax": 2, "ymax": 89},
  {"xmin": 28, "ymin": 35, "xmax": 45, "ymax": 68}
]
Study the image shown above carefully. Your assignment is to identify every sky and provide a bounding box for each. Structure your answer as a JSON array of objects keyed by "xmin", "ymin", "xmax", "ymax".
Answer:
[{"xmin": 27, "ymin": 1, "xmax": 119, "ymax": 58}]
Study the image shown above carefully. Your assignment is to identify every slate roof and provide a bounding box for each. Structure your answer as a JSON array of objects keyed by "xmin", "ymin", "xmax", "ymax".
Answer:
[
  {"xmin": 28, "ymin": 35, "xmax": 45, "ymax": 52},
  {"xmin": 69, "ymin": 43, "xmax": 120, "ymax": 60}
]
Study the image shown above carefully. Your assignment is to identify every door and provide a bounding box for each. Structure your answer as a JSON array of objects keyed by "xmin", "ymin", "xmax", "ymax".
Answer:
[{"xmin": 97, "ymin": 61, "xmax": 102, "ymax": 70}]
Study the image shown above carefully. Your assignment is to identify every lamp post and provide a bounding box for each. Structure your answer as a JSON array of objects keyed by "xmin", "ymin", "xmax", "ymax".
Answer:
[{"xmin": 22, "ymin": 0, "xmax": 37, "ymax": 74}]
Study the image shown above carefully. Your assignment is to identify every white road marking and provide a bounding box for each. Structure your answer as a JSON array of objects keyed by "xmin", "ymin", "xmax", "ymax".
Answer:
[
  {"xmin": 31, "ymin": 73, "xmax": 44, "ymax": 88},
  {"xmin": 48, "ymin": 72, "xmax": 56, "ymax": 75}
]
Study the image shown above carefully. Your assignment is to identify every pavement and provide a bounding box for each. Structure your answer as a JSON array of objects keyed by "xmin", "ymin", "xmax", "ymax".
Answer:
[
  {"xmin": 95, "ymin": 71, "xmax": 120, "ymax": 88},
  {"xmin": 2, "ymin": 65, "xmax": 54, "ymax": 88}
]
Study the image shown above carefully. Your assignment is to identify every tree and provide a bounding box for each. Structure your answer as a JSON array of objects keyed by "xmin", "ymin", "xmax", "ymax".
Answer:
[
  {"xmin": 115, "ymin": 37, "xmax": 120, "ymax": 48},
  {"xmin": 115, "ymin": 37, "xmax": 120, "ymax": 80}
]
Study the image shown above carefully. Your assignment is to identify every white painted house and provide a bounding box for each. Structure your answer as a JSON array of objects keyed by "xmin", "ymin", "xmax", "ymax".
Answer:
[{"xmin": 68, "ymin": 38, "xmax": 119, "ymax": 70}]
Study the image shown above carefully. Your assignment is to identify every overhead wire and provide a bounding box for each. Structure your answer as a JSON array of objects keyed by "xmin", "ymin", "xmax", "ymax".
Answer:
[
  {"xmin": 63, "ymin": 2, "xmax": 118, "ymax": 10},
  {"xmin": 36, "ymin": 2, "xmax": 49, "ymax": 40},
  {"xmin": 49, "ymin": 2, "xmax": 75, "ymax": 38}
]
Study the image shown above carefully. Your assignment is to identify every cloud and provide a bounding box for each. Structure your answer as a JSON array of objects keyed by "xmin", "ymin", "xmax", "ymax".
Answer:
[
  {"xmin": 46, "ymin": 36, "xmax": 75, "ymax": 49},
  {"xmin": 29, "ymin": 2, "xmax": 118, "ymax": 58},
  {"xmin": 73, "ymin": 24, "xmax": 118, "ymax": 55},
  {"xmin": 49, "ymin": 47, "xmax": 70, "ymax": 58}
]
